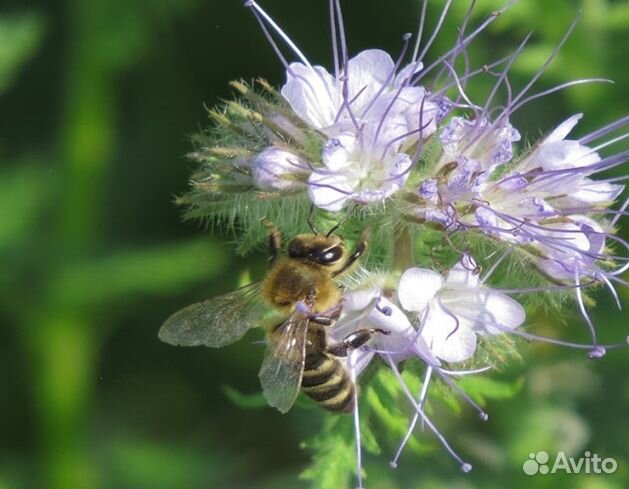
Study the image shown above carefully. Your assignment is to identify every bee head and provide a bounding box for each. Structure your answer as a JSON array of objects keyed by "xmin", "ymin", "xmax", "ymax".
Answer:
[{"xmin": 287, "ymin": 234, "xmax": 346, "ymax": 268}]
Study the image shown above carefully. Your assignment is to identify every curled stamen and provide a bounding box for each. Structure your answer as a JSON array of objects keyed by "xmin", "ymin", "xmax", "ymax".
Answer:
[{"xmin": 497, "ymin": 13, "xmax": 580, "ymax": 125}]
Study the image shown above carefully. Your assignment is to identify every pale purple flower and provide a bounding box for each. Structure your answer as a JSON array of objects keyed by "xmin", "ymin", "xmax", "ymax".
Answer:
[
  {"xmin": 439, "ymin": 116, "xmax": 521, "ymax": 172},
  {"xmin": 534, "ymin": 216, "xmax": 606, "ymax": 281},
  {"xmin": 332, "ymin": 287, "xmax": 439, "ymax": 371},
  {"xmin": 251, "ymin": 147, "xmax": 308, "ymax": 190},
  {"xmin": 308, "ymin": 130, "xmax": 412, "ymax": 211},
  {"xmin": 332, "ymin": 282, "xmax": 489, "ymax": 474},
  {"xmin": 281, "ymin": 49, "xmax": 438, "ymax": 144},
  {"xmin": 398, "ymin": 255, "xmax": 526, "ymax": 362}
]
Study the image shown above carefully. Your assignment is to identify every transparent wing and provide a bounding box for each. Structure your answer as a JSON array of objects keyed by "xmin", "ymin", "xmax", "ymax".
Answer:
[
  {"xmin": 159, "ymin": 282, "xmax": 265, "ymax": 348},
  {"xmin": 258, "ymin": 312, "xmax": 310, "ymax": 414}
]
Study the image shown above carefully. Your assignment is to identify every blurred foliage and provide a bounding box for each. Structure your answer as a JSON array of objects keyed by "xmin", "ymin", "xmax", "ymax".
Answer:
[{"xmin": 0, "ymin": 0, "xmax": 627, "ymax": 489}]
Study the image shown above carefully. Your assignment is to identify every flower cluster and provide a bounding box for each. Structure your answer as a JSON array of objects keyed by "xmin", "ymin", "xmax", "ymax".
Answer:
[{"xmin": 179, "ymin": 0, "xmax": 628, "ymax": 487}]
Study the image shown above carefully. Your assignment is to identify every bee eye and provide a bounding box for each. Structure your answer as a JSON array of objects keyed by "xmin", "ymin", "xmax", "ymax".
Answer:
[{"xmin": 319, "ymin": 247, "xmax": 342, "ymax": 264}]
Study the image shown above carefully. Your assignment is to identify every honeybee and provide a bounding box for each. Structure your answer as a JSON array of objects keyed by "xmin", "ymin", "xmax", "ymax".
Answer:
[{"xmin": 159, "ymin": 221, "xmax": 387, "ymax": 414}]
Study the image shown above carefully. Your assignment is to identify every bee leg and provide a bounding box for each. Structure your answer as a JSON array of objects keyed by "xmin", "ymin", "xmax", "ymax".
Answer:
[
  {"xmin": 332, "ymin": 232, "xmax": 368, "ymax": 278},
  {"xmin": 261, "ymin": 218, "xmax": 281, "ymax": 265},
  {"xmin": 309, "ymin": 315, "xmax": 336, "ymax": 326},
  {"xmin": 326, "ymin": 328, "xmax": 390, "ymax": 358},
  {"xmin": 308, "ymin": 302, "xmax": 343, "ymax": 326}
]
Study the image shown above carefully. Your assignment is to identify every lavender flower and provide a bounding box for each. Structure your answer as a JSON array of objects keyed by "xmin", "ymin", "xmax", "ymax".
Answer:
[{"xmin": 398, "ymin": 255, "xmax": 525, "ymax": 363}]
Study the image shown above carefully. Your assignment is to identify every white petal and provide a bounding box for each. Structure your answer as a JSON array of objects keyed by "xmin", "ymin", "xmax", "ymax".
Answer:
[
  {"xmin": 538, "ymin": 141, "xmax": 600, "ymax": 171},
  {"xmin": 443, "ymin": 290, "xmax": 526, "ymax": 335},
  {"xmin": 398, "ymin": 268, "xmax": 443, "ymax": 312},
  {"xmin": 572, "ymin": 180, "xmax": 624, "ymax": 204},
  {"xmin": 343, "ymin": 288, "xmax": 380, "ymax": 312},
  {"xmin": 394, "ymin": 60, "xmax": 423, "ymax": 86},
  {"xmin": 367, "ymin": 297, "xmax": 414, "ymax": 335},
  {"xmin": 368, "ymin": 297, "xmax": 436, "ymax": 363},
  {"xmin": 445, "ymin": 256, "xmax": 481, "ymax": 288},
  {"xmin": 281, "ymin": 63, "xmax": 340, "ymax": 129},
  {"xmin": 421, "ymin": 304, "xmax": 477, "ymax": 363},
  {"xmin": 545, "ymin": 114, "xmax": 582, "ymax": 143},
  {"xmin": 322, "ymin": 132, "xmax": 357, "ymax": 171},
  {"xmin": 346, "ymin": 49, "xmax": 394, "ymax": 111},
  {"xmin": 308, "ymin": 172, "xmax": 356, "ymax": 211}
]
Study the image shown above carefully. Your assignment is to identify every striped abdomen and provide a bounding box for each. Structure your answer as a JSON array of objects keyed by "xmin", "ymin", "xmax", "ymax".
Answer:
[{"xmin": 301, "ymin": 348, "xmax": 354, "ymax": 414}]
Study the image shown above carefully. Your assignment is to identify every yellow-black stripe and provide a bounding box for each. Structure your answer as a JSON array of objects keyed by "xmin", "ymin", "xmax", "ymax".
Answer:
[{"xmin": 301, "ymin": 352, "xmax": 354, "ymax": 413}]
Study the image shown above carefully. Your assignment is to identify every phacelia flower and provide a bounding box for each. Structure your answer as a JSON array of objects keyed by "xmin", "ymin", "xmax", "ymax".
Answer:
[{"xmin": 398, "ymin": 255, "xmax": 526, "ymax": 363}]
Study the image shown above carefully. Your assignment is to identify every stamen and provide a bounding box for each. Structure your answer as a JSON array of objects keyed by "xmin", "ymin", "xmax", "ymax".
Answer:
[
  {"xmin": 511, "ymin": 78, "xmax": 614, "ymax": 114},
  {"xmin": 349, "ymin": 353, "xmax": 365, "ymax": 489},
  {"xmin": 245, "ymin": 0, "xmax": 312, "ymax": 67},
  {"xmin": 610, "ymin": 194, "xmax": 629, "ymax": 229},
  {"xmin": 415, "ymin": 0, "xmax": 453, "ymax": 64},
  {"xmin": 246, "ymin": 4, "xmax": 293, "ymax": 73},
  {"xmin": 462, "ymin": 315, "xmax": 626, "ymax": 352},
  {"xmin": 431, "ymin": 0, "xmax": 477, "ymax": 92},
  {"xmin": 481, "ymin": 247, "xmax": 513, "ymax": 283},
  {"xmin": 499, "ymin": 14, "xmax": 580, "ymax": 123},
  {"xmin": 385, "ymin": 356, "xmax": 472, "ymax": 473},
  {"xmin": 483, "ymin": 32, "xmax": 534, "ymax": 113},
  {"xmin": 413, "ymin": 1, "xmax": 517, "ymax": 86},
  {"xmin": 589, "ymin": 132, "xmax": 629, "ymax": 154},
  {"xmin": 432, "ymin": 51, "xmax": 523, "ymax": 99},
  {"xmin": 437, "ymin": 296, "xmax": 461, "ymax": 341},
  {"xmin": 391, "ymin": 366, "xmax": 433, "ymax": 468},
  {"xmin": 362, "ymin": 33, "xmax": 414, "ymax": 119},
  {"xmin": 435, "ymin": 368, "xmax": 489, "ymax": 421},
  {"xmin": 334, "ymin": 0, "xmax": 349, "ymax": 67},
  {"xmin": 580, "ymin": 115, "xmax": 629, "ymax": 145},
  {"xmin": 574, "ymin": 262, "xmax": 601, "ymax": 356},
  {"xmin": 329, "ymin": 0, "xmax": 340, "ymax": 77},
  {"xmin": 410, "ymin": 0, "xmax": 429, "ymax": 63},
  {"xmin": 441, "ymin": 60, "xmax": 482, "ymax": 116}
]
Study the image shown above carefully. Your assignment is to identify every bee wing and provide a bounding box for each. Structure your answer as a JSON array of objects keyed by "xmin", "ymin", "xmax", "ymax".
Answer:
[
  {"xmin": 159, "ymin": 282, "xmax": 265, "ymax": 348},
  {"xmin": 258, "ymin": 312, "xmax": 310, "ymax": 414}
]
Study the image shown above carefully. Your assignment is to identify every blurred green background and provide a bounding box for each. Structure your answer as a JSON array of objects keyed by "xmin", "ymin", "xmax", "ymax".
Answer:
[{"xmin": 0, "ymin": 0, "xmax": 627, "ymax": 488}]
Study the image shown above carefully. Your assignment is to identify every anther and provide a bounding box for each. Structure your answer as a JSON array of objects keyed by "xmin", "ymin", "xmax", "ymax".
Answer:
[
  {"xmin": 377, "ymin": 305, "xmax": 393, "ymax": 316},
  {"xmin": 479, "ymin": 412, "xmax": 489, "ymax": 422},
  {"xmin": 389, "ymin": 461, "xmax": 398, "ymax": 469},
  {"xmin": 402, "ymin": 32, "xmax": 412, "ymax": 41},
  {"xmin": 587, "ymin": 346, "xmax": 606, "ymax": 359},
  {"xmin": 461, "ymin": 463, "xmax": 473, "ymax": 473},
  {"xmin": 243, "ymin": 0, "xmax": 254, "ymax": 7}
]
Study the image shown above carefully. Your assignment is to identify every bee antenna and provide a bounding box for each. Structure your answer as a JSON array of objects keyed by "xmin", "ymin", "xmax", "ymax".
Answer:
[
  {"xmin": 326, "ymin": 205, "xmax": 357, "ymax": 237},
  {"xmin": 307, "ymin": 204, "xmax": 319, "ymax": 234}
]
